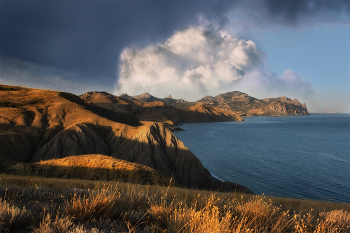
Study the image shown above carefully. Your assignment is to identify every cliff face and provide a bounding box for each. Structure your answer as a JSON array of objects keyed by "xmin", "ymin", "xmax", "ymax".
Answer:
[{"xmin": 0, "ymin": 84, "xmax": 252, "ymax": 193}]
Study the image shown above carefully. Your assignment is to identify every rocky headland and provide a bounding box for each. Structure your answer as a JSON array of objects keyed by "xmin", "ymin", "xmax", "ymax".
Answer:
[{"xmin": 196, "ymin": 92, "xmax": 309, "ymax": 116}]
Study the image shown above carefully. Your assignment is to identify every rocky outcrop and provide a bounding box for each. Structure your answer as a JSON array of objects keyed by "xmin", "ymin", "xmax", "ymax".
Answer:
[{"xmin": 0, "ymin": 84, "xmax": 252, "ymax": 194}]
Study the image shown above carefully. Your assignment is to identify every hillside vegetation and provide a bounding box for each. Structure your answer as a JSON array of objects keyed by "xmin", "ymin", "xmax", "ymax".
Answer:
[{"xmin": 0, "ymin": 174, "xmax": 349, "ymax": 232}]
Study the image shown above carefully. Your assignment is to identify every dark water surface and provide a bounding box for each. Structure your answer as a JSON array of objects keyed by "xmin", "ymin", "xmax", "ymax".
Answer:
[{"xmin": 173, "ymin": 114, "xmax": 350, "ymax": 203}]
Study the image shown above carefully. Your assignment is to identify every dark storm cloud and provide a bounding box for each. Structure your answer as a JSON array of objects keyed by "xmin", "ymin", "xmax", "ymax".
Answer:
[
  {"xmin": 0, "ymin": 0, "xmax": 349, "ymax": 81},
  {"xmin": 0, "ymin": 0, "xmax": 235, "ymax": 79},
  {"xmin": 263, "ymin": 0, "xmax": 350, "ymax": 25}
]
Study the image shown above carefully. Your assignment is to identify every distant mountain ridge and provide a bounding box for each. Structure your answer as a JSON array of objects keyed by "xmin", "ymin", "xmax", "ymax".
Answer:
[
  {"xmin": 130, "ymin": 91, "xmax": 309, "ymax": 117},
  {"xmin": 81, "ymin": 91, "xmax": 243, "ymax": 125}
]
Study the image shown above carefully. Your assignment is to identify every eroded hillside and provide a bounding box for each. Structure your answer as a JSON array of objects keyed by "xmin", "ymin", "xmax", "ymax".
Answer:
[{"xmin": 0, "ymin": 84, "xmax": 251, "ymax": 193}]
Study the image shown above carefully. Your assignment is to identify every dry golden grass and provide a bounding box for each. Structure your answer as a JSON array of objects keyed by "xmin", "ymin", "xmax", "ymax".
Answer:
[
  {"xmin": 7, "ymin": 155, "xmax": 178, "ymax": 187},
  {"xmin": 0, "ymin": 84, "xmax": 55, "ymax": 108},
  {"xmin": 1, "ymin": 174, "xmax": 350, "ymax": 232},
  {"xmin": 65, "ymin": 187, "xmax": 120, "ymax": 222},
  {"xmin": 33, "ymin": 214, "xmax": 73, "ymax": 233},
  {"xmin": 0, "ymin": 198, "xmax": 32, "ymax": 231}
]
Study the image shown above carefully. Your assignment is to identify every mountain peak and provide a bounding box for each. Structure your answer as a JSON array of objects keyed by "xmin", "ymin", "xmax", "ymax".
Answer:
[
  {"xmin": 133, "ymin": 92, "xmax": 159, "ymax": 102},
  {"xmin": 139, "ymin": 92, "xmax": 152, "ymax": 98}
]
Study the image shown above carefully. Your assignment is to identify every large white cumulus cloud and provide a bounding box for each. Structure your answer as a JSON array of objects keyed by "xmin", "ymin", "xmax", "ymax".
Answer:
[{"xmin": 116, "ymin": 27, "xmax": 315, "ymax": 101}]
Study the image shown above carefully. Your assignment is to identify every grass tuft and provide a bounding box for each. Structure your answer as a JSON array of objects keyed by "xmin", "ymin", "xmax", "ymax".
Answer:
[
  {"xmin": 33, "ymin": 214, "xmax": 73, "ymax": 233},
  {"xmin": 64, "ymin": 187, "xmax": 120, "ymax": 223}
]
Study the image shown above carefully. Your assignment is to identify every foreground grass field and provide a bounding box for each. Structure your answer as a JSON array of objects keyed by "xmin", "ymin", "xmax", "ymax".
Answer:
[{"xmin": 0, "ymin": 174, "xmax": 349, "ymax": 232}]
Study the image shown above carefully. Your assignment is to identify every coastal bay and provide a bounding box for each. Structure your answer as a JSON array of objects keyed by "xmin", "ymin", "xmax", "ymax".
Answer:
[{"xmin": 174, "ymin": 113, "xmax": 350, "ymax": 202}]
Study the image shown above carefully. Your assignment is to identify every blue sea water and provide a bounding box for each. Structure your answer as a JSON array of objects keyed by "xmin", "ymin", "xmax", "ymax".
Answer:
[{"xmin": 173, "ymin": 114, "xmax": 350, "ymax": 203}]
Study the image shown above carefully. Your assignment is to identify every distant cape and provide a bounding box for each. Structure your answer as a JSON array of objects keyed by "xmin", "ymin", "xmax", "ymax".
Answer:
[{"xmin": 322, "ymin": 110, "xmax": 339, "ymax": 113}]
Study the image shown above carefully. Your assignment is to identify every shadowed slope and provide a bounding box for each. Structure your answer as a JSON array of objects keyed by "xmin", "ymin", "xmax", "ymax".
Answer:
[{"xmin": 136, "ymin": 103, "xmax": 243, "ymax": 123}]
